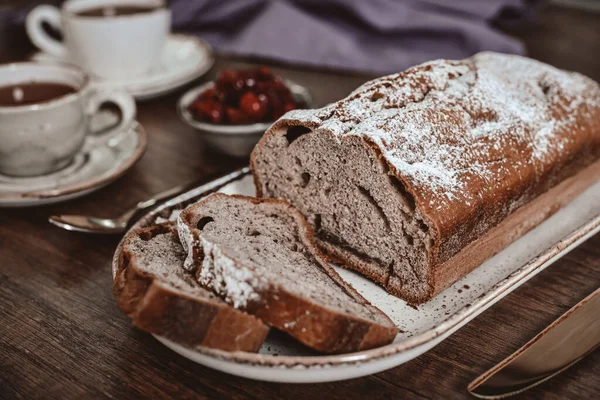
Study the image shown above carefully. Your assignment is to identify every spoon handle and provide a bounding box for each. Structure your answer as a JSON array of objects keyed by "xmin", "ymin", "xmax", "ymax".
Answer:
[
  {"xmin": 135, "ymin": 182, "xmax": 196, "ymax": 211},
  {"xmin": 119, "ymin": 172, "xmax": 241, "ymax": 224}
]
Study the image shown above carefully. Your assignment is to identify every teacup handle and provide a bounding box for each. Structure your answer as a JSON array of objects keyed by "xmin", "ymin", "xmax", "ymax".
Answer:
[
  {"xmin": 84, "ymin": 88, "xmax": 137, "ymax": 150},
  {"xmin": 26, "ymin": 5, "xmax": 68, "ymax": 59}
]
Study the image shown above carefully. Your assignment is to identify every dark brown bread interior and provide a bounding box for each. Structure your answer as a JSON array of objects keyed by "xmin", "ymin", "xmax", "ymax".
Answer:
[
  {"xmin": 177, "ymin": 194, "xmax": 399, "ymax": 353},
  {"xmin": 114, "ymin": 224, "xmax": 269, "ymax": 352},
  {"xmin": 250, "ymin": 52, "xmax": 600, "ymax": 304}
]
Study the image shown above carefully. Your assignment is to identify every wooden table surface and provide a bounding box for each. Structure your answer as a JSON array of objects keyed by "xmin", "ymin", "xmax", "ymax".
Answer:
[{"xmin": 1, "ymin": 4, "xmax": 599, "ymax": 399}]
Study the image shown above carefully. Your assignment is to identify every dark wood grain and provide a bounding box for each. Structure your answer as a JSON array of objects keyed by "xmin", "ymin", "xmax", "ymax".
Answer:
[{"xmin": 1, "ymin": 4, "xmax": 599, "ymax": 400}]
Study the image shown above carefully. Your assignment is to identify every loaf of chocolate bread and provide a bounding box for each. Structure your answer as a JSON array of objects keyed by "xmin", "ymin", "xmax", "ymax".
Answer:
[{"xmin": 251, "ymin": 52, "xmax": 600, "ymax": 304}]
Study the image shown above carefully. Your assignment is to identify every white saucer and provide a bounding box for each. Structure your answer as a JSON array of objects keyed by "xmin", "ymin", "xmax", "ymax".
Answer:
[
  {"xmin": 31, "ymin": 34, "xmax": 215, "ymax": 100},
  {"xmin": 0, "ymin": 122, "xmax": 147, "ymax": 207}
]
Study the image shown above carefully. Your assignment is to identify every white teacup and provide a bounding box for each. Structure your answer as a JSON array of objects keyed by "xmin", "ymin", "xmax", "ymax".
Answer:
[
  {"xmin": 0, "ymin": 62, "xmax": 136, "ymax": 177},
  {"xmin": 26, "ymin": 0, "xmax": 171, "ymax": 81}
]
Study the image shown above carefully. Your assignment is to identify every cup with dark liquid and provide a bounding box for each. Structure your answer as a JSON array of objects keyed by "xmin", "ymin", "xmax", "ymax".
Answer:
[
  {"xmin": 0, "ymin": 62, "xmax": 136, "ymax": 177},
  {"xmin": 26, "ymin": 0, "xmax": 170, "ymax": 81}
]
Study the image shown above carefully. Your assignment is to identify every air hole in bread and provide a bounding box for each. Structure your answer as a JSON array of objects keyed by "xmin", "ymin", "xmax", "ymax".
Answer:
[
  {"xmin": 417, "ymin": 218, "xmax": 429, "ymax": 234},
  {"xmin": 196, "ymin": 216, "xmax": 214, "ymax": 230},
  {"xmin": 138, "ymin": 225, "xmax": 167, "ymax": 241},
  {"xmin": 539, "ymin": 80, "xmax": 551, "ymax": 95},
  {"xmin": 324, "ymin": 187, "xmax": 331, "ymax": 196},
  {"xmin": 139, "ymin": 231, "xmax": 154, "ymax": 241},
  {"xmin": 313, "ymin": 214, "xmax": 322, "ymax": 233},
  {"xmin": 248, "ymin": 229, "xmax": 261, "ymax": 237},
  {"xmin": 300, "ymin": 172, "xmax": 311, "ymax": 188},
  {"xmin": 285, "ymin": 126, "xmax": 311, "ymax": 145},
  {"xmin": 385, "ymin": 261, "xmax": 394, "ymax": 286},
  {"xmin": 390, "ymin": 176, "xmax": 416, "ymax": 211}
]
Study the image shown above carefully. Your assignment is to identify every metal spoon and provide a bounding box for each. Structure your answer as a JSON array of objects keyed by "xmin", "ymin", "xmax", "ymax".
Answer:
[{"xmin": 49, "ymin": 180, "xmax": 201, "ymax": 234}]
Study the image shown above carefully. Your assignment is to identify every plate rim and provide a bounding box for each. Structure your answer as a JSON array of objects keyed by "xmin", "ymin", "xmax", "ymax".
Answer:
[
  {"xmin": 111, "ymin": 167, "xmax": 600, "ymax": 368},
  {"xmin": 0, "ymin": 122, "xmax": 147, "ymax": 202}
]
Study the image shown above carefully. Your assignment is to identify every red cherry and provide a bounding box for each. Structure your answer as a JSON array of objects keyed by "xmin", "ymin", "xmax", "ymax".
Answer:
[
  {"xmin": 240, "ymin": 92, "xmax": 267, "ymax": 119},
  {"xmin": 188, "ymin": 100, "xmax": 204, "ymax": 118},
  {"xmin": 199, "ymin": 87, "xmax": 217, "ymax": 101},
  {"xmin": 215, "ymin": 70, "xmax": 238, "ymax": 92},
  {"xmin": 190, "ymin": 100, "xmax": 223, "ymax": 123},
  {"xmin": 226, "ymin": 107, "xmax": 250, "ymax": 124}
]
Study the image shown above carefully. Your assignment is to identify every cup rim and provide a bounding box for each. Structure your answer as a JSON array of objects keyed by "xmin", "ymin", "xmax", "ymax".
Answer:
[
  {"xmin": 0, "ymin": 61, "xmax": 90, "ymax": 114},
  {"xmin": 61, "ymin": 0, "xmax": 168, "ymax": 20}
]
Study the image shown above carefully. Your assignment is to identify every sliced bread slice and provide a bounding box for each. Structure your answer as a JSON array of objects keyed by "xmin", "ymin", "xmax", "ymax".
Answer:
[
  {"xmin": 177, "ymin": 194, "xmax": 399, "ymax": 353},
  {"xmin": 114, "ymin": 223, "xmax": 269, "ymax": 352}
]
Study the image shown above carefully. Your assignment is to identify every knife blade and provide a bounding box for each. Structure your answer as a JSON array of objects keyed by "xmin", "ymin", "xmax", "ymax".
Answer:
[{"xmin": 468, "ymin": 287, "xmax": 600, "ymax": 399}]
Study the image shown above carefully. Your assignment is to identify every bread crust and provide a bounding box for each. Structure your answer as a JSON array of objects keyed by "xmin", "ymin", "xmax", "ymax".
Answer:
[
  {"xmin": 114, "ymin": 224, "xmax": 269, "ymax": 352},
  {"xmin": 250, "ymin": 52, "xmax": 600, "ymax": 304},
  {"xmin": 178, "ymin": 194, "xmax": 399, "ymax": 353}
]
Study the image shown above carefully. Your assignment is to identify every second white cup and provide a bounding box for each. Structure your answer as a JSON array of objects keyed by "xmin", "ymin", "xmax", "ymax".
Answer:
[{"xmin": 26, "ymin": 0, "xmax": 171, "ymax": 81}]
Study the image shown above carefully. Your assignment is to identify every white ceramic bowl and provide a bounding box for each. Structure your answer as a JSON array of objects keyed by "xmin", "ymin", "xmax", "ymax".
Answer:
[{"xmin": 177, "ymin": 79, "xmax": 313, "ymax": 157}]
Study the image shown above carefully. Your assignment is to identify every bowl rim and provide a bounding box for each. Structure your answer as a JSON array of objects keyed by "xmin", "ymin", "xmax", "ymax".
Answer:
[{"xmin": 177, "ymin": 78, "xmax": 314, "ymax": 137}]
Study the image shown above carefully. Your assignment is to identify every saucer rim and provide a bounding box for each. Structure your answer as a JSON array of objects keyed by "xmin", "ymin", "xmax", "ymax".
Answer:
[
  {"xmin": 29, "ymin": 34, "xmax": 215, "ymax": 99},
  {"xmin": 0, "ymin": 122, "xmax": 147, "ymax": 202}
]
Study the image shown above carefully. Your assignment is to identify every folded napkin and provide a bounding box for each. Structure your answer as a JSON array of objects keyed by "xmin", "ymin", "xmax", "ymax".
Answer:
[{"xmin": 171, "ymin": 0, "xmax": 537, "ymax": 74}]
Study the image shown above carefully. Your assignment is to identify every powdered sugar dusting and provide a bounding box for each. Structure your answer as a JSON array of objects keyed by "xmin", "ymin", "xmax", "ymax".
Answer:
[
  {"xmin": 197, "ymin": 237, "xmax": 265, "ymax": 309},
  {"xmin": 276, "ymin": 52, "xmax": 600, "ymax": 213},
  {"xmin": 177, "ymin": 215, "xmax": 266, "ymax": 309},
  {"xmin": 176, "ymin": 216, "xmax": 196, "ymax": 271}
]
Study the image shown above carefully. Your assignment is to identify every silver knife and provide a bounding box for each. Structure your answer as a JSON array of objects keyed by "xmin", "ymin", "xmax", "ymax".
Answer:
[{"xmin": 468, "ymin": 287, "xmax": 600, "ymax": 399}]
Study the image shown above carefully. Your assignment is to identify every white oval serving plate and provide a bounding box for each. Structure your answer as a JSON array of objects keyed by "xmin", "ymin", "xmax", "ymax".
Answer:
[{"xmin": 112, "ymin": 167, "xmax": 600, "ymax": 383}]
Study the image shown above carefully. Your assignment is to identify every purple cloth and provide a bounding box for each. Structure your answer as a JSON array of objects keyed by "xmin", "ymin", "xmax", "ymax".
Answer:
[{"xmin": 171, "ymin": 0, "xmax": 536, "ymax": 74}]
